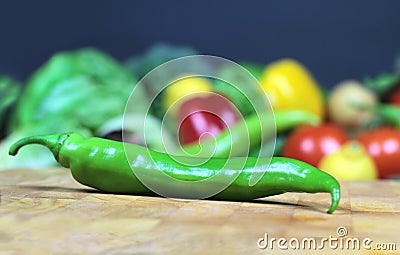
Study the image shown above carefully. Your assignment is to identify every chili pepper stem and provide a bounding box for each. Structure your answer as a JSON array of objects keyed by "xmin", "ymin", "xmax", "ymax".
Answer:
[{"xmin": 8, "ymin": 133, "xmax": 70, "ymax": 161}]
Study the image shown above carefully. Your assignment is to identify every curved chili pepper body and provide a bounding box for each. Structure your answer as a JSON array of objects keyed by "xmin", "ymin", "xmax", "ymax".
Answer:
[{"xmin": 9, "ymin": 133, "xmax": 340, "ymax": 214}]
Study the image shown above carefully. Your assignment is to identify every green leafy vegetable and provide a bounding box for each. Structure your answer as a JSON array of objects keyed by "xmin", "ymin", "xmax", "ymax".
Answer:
[
  {"xmin": 1, "ymin": 48, "xmax": 149, "ymax": 170},
  {"xmin": 12, "ymin": 48, "xmax": 147, "ymax": 131},
  {"xmin": 212, "ymin": 62, "xmax": 266, "ymax": 117}
]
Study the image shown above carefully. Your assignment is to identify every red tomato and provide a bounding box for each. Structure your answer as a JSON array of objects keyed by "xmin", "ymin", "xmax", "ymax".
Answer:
[
  {"xmin": 281, "ymin": 124, "xmax": 348, "ymax": 167},
  {"xmin": 356, "ymin": 127, "xmax": 400, "ymax": 179},
  {"xmin": 389, "ymin": 87, "xmax": 400, "ymax": 106},
  {"xmin": 177, "ymin": 94, "xmax": 239, "ymax": 145}
]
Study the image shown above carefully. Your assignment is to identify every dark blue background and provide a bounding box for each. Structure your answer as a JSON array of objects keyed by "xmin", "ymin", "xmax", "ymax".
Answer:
[{"xmin": 1, "ymin": 0, "xmax": 399, "ymax": 87}]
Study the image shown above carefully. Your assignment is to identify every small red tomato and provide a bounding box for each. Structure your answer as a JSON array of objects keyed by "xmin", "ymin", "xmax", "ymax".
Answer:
[
  {"xmin": 177, "ymin": 94, "xmax": 239, "ymax": 145},
  {"xmin": 389, "ymin": 87, "xmax": 400, "ymax": 106},
  {"xmin": 281, "ymin": 124, "xmax": 348, "ymax": 167},
  {"xmin": 356, "ymin": 127, "xmax": 400, "ymax": 179}
]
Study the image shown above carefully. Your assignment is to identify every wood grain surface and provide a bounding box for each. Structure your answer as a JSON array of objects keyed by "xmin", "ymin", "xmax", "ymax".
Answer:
[{"xmin": 0, "ymin": 168, "xmax": 399, "ymax": 255}]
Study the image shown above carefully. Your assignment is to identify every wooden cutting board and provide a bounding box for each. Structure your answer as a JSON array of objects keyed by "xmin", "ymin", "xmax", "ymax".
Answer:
[{"xmin": 0, "ymin": 168, "xmax": 399, "ymax": 255}]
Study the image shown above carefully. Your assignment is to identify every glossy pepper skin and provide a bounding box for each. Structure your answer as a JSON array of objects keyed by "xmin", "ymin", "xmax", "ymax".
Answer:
[
  {"xmin": 260, "ymin": 59, "xmax": 325, "ymax": 120},
  {"xmin": 9, "ymin": 133, "xmax": 340, "ymax": 214}
]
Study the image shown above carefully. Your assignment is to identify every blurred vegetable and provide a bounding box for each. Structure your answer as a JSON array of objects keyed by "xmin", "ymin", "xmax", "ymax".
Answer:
[
  {"xmin": 245, "ymin": 110, "xmax": 319, "ymax": 157},
  {"xmin": 177, "ymin": 93, "xmax": 239, "ymax": 145},
  {"xmin": 0, "ymin": 76, "xmax": 20, "ymax": 135},
  {"xmin": 363, "ymin": 73, "xmax": 399, "ymax": 98},
  {"xmin": 357, "ymin": 127, "xmax": 400, "ymax": 179},
  {"xmin": 12, "ymin": 48, "xmax": 146, "ymax": 131},
  {"xmin": 240, "ymin": 62, "xmax": 264, "ymax": 80},
  {"xmin": 212, "ymin": 62, "xmax": 265, "ymax": 117},
  {"xmin": 282, "ymin": 124, "xmax": 348, "ymax": 167},
  {"xmin": 328, "ymin": 80, "xmax": 377, "ymax": 129},
  {"xmin": 259, "ymin": 58, "xmax": 324, "ymax": 120},
  {"xmin": 349, "ymin": 102, "xmax": 400, "ymax": 128},
  {"xmin": 96, "ymin": 113, "xmax": 176, "ymax": 152},
  {"xmin": 1, "ymin": 48, "xmax": 147, "ymax": 170},
  {"xmin": 318, "ymin": 141, "xmax": 377, "ymax": 180},
  {"xmin": 163, "ymin": 77, "xmax": 213, "ymax": 116},
  {"xmin": 273, "ymin": 110, "xmax": 320, "ymax": 130},
  {"xmin": 374, "ymin": 104, "xmax": 400, "ymax": 128},
  {"xmin": 388, "ymin": 86, "xmax": 400, "ymax": 106},
  {"xmin": 182, "ymin": 110, "xmax": 319, "ymax": 157}
]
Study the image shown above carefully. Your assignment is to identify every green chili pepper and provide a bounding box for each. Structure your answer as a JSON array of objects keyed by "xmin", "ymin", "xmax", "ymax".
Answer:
[{"xmin": 9, "ymin": 132, "xmax": 340, "ymax": 214}]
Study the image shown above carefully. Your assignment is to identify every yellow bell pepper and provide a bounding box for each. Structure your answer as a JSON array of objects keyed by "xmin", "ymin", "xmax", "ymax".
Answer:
[{"xmin": 260, "ymin": 59, "xmax": 325, "ymax": 120}]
